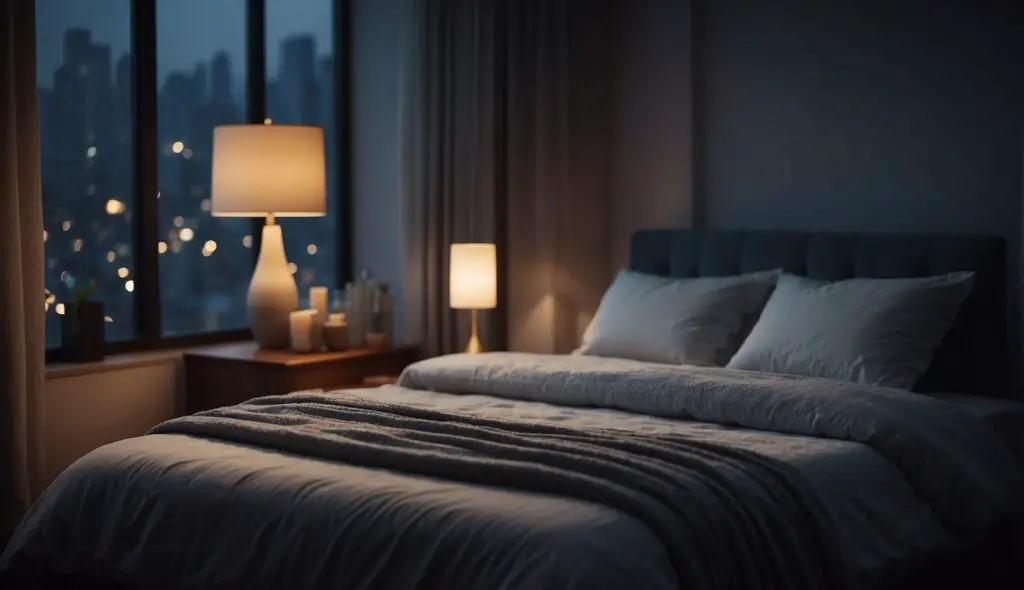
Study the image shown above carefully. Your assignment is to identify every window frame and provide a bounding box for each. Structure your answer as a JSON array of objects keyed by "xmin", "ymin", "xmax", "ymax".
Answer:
[{"xmin": 44, "ymin": 0, "xmax": 352, "ymax": 362}]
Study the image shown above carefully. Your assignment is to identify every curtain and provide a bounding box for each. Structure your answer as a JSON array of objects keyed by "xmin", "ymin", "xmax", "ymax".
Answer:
[
  {"xmin": 402, "ymin": 0, "xmax": 618, "ymax": 356},
  {"xmin": 0, "ymin": 0, "xmax": 47, "ymax": 537}
]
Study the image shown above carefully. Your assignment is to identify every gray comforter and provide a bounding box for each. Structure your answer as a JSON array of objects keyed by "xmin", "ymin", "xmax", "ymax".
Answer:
[{"xmin": 2, "ymin": 353, "xmax": 1021, "ymax": 590}]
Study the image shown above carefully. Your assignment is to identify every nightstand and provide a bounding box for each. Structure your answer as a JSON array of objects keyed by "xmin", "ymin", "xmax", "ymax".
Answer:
[{"xmin": 184, "ymin": 342, "xmax": 419, "ymax": 413}]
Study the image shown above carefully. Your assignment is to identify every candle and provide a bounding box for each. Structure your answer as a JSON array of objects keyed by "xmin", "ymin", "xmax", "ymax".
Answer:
[
  {"xmin": 289, "ymin": 309, "xmax": 316, "ymax": 353},
  {"xmin": 310, "ymin": 287, "xmax": 329, "ymax": 324},
  {"xmin": 323, "ymin": 312, "xmax": 349, "ymax": 351}
]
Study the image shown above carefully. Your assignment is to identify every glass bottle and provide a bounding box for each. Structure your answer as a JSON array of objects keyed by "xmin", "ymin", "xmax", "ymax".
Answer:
[{"xmin": 375, "ymin": 281, "xmax": 394, "ymax": 343}]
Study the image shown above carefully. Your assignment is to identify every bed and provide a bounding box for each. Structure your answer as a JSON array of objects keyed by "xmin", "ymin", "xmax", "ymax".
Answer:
[{"xmin": 3, "ymin": 229, "xmax": 1023, "ymax": 590}]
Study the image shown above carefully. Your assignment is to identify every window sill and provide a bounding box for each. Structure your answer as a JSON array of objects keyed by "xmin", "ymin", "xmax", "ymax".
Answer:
[{"xmin": 46, "ymin": 349, "xmax": 185, "ymax": 380}]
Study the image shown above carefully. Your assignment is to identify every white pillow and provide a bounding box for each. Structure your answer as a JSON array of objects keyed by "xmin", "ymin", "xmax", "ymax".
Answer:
[
  {"xmin": 577, "ymin": 270, "xmax": 781, "ymax": 366},
  {"xmin": 727, "ymin": 272, "xmax": 974, "ymax": 388}
]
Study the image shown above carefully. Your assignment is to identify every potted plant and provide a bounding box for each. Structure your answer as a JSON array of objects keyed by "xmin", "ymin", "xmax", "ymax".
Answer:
[{"xmin": 60, "ymin": 280, "xmax": 105, "ymax": 363}]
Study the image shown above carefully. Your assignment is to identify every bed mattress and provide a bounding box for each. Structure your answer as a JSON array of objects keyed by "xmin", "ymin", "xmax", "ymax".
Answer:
[{"xmin": 3, "ymin": 354, "xmax": 1022, "ymax": 590}]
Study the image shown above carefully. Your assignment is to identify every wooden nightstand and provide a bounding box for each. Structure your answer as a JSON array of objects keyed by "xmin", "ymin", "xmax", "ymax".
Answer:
[{"xmin": 184, "ymin": 342, "xmax": 419, "ymax": 413}]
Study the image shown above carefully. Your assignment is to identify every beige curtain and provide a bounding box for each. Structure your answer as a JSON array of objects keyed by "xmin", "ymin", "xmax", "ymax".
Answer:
[
  {"xmin": 402, "ymin": 0, "xmax": 617, "ymax": 356},
  {"xmin": 0, "ymin": 0, "xmax": 47, "ymax": 537}
]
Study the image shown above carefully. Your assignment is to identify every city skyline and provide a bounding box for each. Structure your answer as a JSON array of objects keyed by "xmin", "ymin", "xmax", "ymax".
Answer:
[{"xmin": 35, "ymin": 0, "xmax": 333, "ymax": 83}]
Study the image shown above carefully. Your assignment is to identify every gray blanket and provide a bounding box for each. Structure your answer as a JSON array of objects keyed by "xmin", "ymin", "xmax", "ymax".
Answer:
[
  {"xmin": 400, "ymin": 353, "xmax": 1024, "ymax": 537},
  {"xmin": 151, "ymin": 393, "xmax": 847, "ymax": 590}
]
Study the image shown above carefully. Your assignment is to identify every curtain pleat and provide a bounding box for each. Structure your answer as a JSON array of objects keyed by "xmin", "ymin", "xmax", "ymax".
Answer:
[
  {"xmin": 402, "ymin": 0, "xmax": 615, "ymax": 356},
  {"xmin": 0, "ymin": 0, "xmax": 47, "ymax": 538}
]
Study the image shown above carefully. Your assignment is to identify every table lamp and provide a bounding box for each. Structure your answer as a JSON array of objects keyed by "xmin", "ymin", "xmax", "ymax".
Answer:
[
  {"xmin": 211, "ymin": 124, "xmax": 326, "ymax": 349},
  {"xmin": 449, "ymin": 243, "xmax": 497, "ymax": 353}
]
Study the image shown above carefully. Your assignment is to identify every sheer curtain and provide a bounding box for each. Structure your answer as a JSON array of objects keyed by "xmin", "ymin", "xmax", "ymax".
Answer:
[
  {"xmin": 0, "ymin": 0, "xmax": 47, "ymax": 536},
  {"xmin": 401, "ymin": 0, "xmax": 617, "ymax": 356}
]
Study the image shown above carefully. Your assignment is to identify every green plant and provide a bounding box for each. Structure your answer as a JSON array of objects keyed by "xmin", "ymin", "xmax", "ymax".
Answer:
[{"xmin": 70, "ymin": 280, "xmax": 97, "ymax": 334}]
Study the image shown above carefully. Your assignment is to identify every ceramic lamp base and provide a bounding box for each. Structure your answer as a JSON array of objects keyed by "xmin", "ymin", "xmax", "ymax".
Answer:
[{"xmin": 248, "ymin": 221, "xmax": 298, "ymax": 349}]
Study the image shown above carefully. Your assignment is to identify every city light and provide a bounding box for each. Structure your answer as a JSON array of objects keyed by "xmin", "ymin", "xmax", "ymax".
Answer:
[
  {"xmin": 39, "ymin": 24, "xmax": 339, "ymax": 344},
  {"xmin": 105, "ymin": 198, "xmax": 126, "ymax": 215}
]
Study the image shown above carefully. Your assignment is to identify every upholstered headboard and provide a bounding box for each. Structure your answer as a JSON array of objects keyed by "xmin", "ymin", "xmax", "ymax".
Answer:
[{"xmin": 629, "ymin": 229, "xmax": 1010, "ymax": 397}]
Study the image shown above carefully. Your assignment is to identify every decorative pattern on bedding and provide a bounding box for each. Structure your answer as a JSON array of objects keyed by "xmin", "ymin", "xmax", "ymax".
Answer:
[{"xmin": 150, "ymin": 393, "xmax": 847, "ymax": 590}]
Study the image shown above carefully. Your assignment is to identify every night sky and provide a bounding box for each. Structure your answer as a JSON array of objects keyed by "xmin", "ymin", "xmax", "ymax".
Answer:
[{"xmin": 35, "ymin": 0, "xmax": 333, "ymax": 85}]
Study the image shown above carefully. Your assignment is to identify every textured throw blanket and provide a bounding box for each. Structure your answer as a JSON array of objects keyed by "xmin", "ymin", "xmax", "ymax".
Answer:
[
  {"xmin": 399, "ymin": 353, "xmax": 1024, "ymax": 535},
  {"xmin": 151, "ymin": 393, "xmax": 846, "ymax": 590}
]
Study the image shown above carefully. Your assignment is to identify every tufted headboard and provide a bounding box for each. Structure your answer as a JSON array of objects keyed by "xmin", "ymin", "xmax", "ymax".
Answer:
[{"xmin": 629, "ymin": 229, "xmax": 1010, "ymax": 397}]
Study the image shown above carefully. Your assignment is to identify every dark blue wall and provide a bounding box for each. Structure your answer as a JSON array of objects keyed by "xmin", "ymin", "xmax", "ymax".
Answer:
[{"xmin": 701, "ymin": 0, "xmax": 1022, "ymax": 241}]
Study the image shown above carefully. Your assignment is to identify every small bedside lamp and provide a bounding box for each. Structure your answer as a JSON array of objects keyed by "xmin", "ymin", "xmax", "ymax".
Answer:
[
  {"xmin": 211, "ymin": 124, "xmax": 326, "ymax": 349},
  {"xmin": 449, "ymin": 243, "xmax": 497, "ymax": 353}
]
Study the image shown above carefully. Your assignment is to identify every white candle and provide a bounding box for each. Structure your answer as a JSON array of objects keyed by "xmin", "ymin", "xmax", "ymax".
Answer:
[
  {"xmin": 310, "ymin": 286, "xmax": 329, "ymax": 323},
  {"xmin": 289, "ymin": 309, "xmax": 315, "ymax": 353}
]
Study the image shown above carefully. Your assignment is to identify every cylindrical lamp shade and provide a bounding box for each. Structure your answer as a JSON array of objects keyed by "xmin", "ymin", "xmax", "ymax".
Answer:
[
  {"xmin": 449, "ymin": 243, "xmax": 497, "ymax": 310},
  {"xmin": 211, "ymin": 124, "xmax": 327, "ymax": 217}
]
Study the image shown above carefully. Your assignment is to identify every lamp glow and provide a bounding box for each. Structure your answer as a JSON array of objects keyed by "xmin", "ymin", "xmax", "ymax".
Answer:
[{"xmin": 449, "ymin": 243, "xmax": 497, "ymax": 353}]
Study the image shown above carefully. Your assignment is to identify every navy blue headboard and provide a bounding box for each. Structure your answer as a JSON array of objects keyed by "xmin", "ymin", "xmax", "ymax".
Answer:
[{"xmin": 629, "ymin": 229, "xmax": 1010, "ymax": 397}]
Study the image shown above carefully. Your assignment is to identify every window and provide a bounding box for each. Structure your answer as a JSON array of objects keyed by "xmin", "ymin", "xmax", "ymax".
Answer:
[
  {"xmin": 267, "ymin": 0, "xmax": 338, "ymax": 297},
  {"xmin": 36, "ymin": 1, "xmax": 136, "ymax": 346},
  {"xmin": 37, "ymin": 0, "xmax": 350, "ymax": 355},
  {"xmin": 157, "ymin": 0, "xmax": 250, "ymax": 335}
]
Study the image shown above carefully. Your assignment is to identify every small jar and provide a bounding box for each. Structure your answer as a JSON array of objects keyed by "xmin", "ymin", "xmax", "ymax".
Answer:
[{"xmin": 323, "ymin": 313, "xmax": 349, "ymax": 352}]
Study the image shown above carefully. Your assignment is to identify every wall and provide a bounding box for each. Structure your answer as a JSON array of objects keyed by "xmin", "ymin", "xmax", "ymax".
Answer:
[
  {"xmin": 608, "ymin": 0, "xmax": 695, "ymax": 272},
  {"xmin": 701, "ymin": 0, "xmax": 1023, "ymax": 240},
  {"xmin": 43, "ymin": 359, "xmax": 182, "ymax": 485}
]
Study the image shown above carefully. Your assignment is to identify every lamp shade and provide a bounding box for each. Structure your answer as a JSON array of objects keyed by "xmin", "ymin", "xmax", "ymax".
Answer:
[
  {"xmin": 449, "ymin": 243, "xmax": 497, "ymax": 310},
  {"xmin": 211, "ymin": 124, "xmax": 327, "ymax": 217}
]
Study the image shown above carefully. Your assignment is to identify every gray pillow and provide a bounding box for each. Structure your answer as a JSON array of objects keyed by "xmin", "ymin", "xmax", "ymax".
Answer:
[
  {"xmin": 577, "ymin": 270, "xmax": 781, "ymax": 366},
  {"xmin": 727, "ymin": 272, "xmax": 975, "ymax": 389}
]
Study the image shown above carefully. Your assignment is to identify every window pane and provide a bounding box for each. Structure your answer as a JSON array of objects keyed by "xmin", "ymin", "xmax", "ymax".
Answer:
[
  {"xmin": 267, "ymin": 0, "xmax": 338, "ymax": 299},
  {"xmin": 36, "ymin": 1, "xmax": 136, "ymax": 347},
  {"xmin": 157, "ymin": 0, "xmax": 250, "ymax": 336}
]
